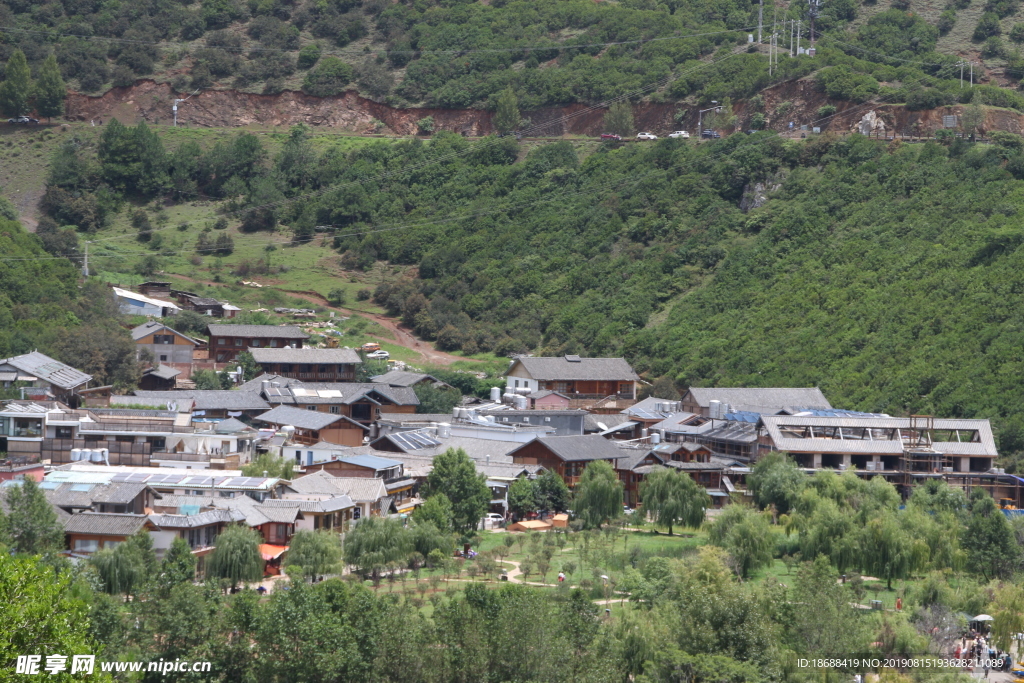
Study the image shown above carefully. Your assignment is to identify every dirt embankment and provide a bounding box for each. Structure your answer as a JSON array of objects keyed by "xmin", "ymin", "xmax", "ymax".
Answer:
[{"xmin": 64, "ymin": 80, "xmax": 685, "ymax": 135}]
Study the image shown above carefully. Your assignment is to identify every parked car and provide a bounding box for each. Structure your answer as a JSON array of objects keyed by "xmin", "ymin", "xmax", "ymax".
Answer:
[
  {"xmin": 636, "ymin": 132, "xmax": 658, "ymax": 140},
  {"xmin": 7, "ymin": 116, "xmax": 38, "ymax": 124},
  {"xmin": 600, "ymin": 133, "xmax": 622, "ymax": 141},
  {"xmin": 360, "ymin": 342, "xmax": 381, "ymax": 352},
  {"xmin": 668, "ymin": 130, "xmax": 690, "ymax": 138},
  {"xmin": 365, "ymin": 350, "xmax": 390, "ymax": 360},
  {"xmin": 701, "ymin": 129, "xmax": 721, "ymax": 139},
  {"xmin": 623, "ymin": 505, "xmax": 634, "ymax": 515}
]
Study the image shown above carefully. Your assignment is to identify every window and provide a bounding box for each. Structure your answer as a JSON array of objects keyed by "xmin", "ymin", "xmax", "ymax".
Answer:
[
  {"xmin": 300, "ymin": 364, "xmax": 312, "ymax": 373},
  {"xmin": 116, "ymin": 435, "xmax": 135, "ymax": 443},
  {"xmin": 352, "ymin": 507, "xmax": 361, "ymax": 520},
  {"xmin": 307, "ymin": 405, "xmax": 318, "ymax": 411},
  {"xmin": 160, "ymin": 355, "xmax": 168, "ymax": 362},
  {"xmin": 204, "ymin": 526, "xmax": 217, "ymax": 547},
  {"xmin": 219, "ymin": 491, "xmax": 235, "ymax": 498},
  {"xmin": 502, "ymin": 417, "xmax": 509, "ymax": 423},
  {"xmin": 154, "ymin": 334, "xmax": 174, "ymax": 345},
  {"xmin": 147, "ymin": 437, "xmax": 166, "ymax": 450},
  {"xmin": 74, "ymin": 539, "xmax": 98, "ymax": 552},
  {"xmin": 314, "ymin": 516, "xmax": 320, "ymax": 530},
  {"xmin": 188, "ymin": 528, "xmax": 201, "ymax": 548},
  {"xmin": 251, "ymin": 339, "xmax": 261, "ymax": 347},
  {"xmin": 280, "ymin": 364, "xmax": 293, "ymax": 373},
  {"xmin": 189, "ymin": 490, "xmax": 204, "ymax": 496},
  {"xmin": 514, "ymin": 380, "xmax": 519, "ymax": 388},
  {"xmin": 234, "ymin": 338, "xmax": 243, "ymax": 347},
  {"xmin": 55, "ymin": 427, "xmax": 73, "ymax": 438},
  {"xmin": 544, "ymin": 417, "xmax": 551, "ymax": 423},
  {"xmin": 104, "ymin": 541, "xmax": 121, "ymax": 550},
  {"xmin": 270, "ymin": 340, "xmax": 279, "ymax": 348},
  {"xmin": 329, "ymin": 406, "xmax": 340, "ymax": 415},
  {"xmin": 217, "ymin": 338, "xmax": 226, "ymax": 345},
  {"xmin": 522, "ymin": 417, "xmax": 530, "ymax": 423},
  {"xmin": 295, "ymin": 450, "xmax": 302, "ymax": 464},
  {"xmin": 318, "ymin": 365, "xmax": 329, "ymax": 373}
]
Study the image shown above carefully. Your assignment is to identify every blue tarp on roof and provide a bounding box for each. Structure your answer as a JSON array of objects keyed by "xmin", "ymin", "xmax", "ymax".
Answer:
[
  {"xmin": 793, "ymin": 407, "xmax": 888, "ymax": 418},
  {"xmin": 721, "ymin": 411, "xmax": 762, "ymax": 423}
]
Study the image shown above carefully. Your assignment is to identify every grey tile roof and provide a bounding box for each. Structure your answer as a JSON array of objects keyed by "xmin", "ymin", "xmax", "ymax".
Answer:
[
  {"xmin": 512, "ymin": 434, "xmax": 626, "ymax": 462},
  {"xmin": 64, "ymin": 512, "xmax": 151, "ymax": 536},
  {"xmin": 284, "ymin": 471, "xmax": 387, "ymax": 502},
  {"xmin": 526, "ymin": 390, "xmax": 570, "ymax": 400},
  {"xmin": 45, "ymin": 482, "xmax": 149, "ymax": 508},
  {"xmin": 0, "ymin": 351, "xmax": 92, "ymax": 390},
  {"xmin": 511, "ymin": 356, "xmax": 639, "ymax": 382},
  {"xmin": 213, "ymin": 417, "xmax": 254, "ymax": 433},
  {"xmin": 583, "ymin": 413, "xmax": 632, "ymax": 432},
  {"xmin": 378, "ymin": 413, "xmax": 452, "ymax": 424},
  {"xmin": 686, "ymin": 387, "xmax": 832, "ymax": 410},
  {"xmin": 254, "ymin": 405, "xmax": 353, "ymax": 431},
  {"xmin": 250, "ymin": 348, "xmax": 361, "ymax": 364},
  {"xmin": 615, "ymin": 450, "xmax": 666, "ymax": 471},
  {"xmin": 256, "ymin": 504, "xmax": 301, "ymax": 523},
  {"xmin": 262, "ymin": 382, "xmax": 418, "ymax": 407},
  {"xmin": 149, "ymin": 509, "xmax": 238, "ymax": 528},
  {"xmin": 649, "ymin": 412, "xmax": 702, "ymax": 431},
  {"xmin": 370, "ymin": 370, "xmax": 436, "ymax": 387},
  {"xmin": 90, "ymin": 483, "xmax": 150, "ymax": 504},
  {"xmin": 144, "ymin": 365, "xmax": 181, "ymax": 380},
  {"xmin": 207, "ymin": 324, "xmax": 309, "ymax": 339},
  {"xmin": 261, "ymin": 496, "xmax": 354, "ymax": 513},
  {"xmin": 130, "ymin": 322, "xmax": 199, "ymax": 344},
  {"xmin": 134, "ymin": 390, "xmax": 270, "ymax": 412}
]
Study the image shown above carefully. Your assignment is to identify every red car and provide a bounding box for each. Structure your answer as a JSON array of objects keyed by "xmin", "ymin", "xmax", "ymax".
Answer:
[{"xmin": 600, "ymin": 133, "xmax": 622, "ymax": 141}]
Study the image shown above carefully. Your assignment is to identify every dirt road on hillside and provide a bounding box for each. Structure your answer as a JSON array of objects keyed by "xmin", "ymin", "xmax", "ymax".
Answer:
[{"xmin": 169, "ymin": 274, "xmax": 469, "ymax": 366}]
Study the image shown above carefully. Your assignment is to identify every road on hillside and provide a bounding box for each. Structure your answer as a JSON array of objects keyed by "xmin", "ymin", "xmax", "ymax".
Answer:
[{"xmin": 168, "ymin": 273, "xmax": 471, "ymax": 366}]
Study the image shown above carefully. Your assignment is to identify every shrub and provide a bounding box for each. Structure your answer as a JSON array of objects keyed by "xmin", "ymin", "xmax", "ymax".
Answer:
[
  {"xmin": 985, "ymin": 0, "xmax": 1018, "ymax": 17},
  {"xmin": 815, "ymin": 66, "xmax": 879, "ymax": 102},
  {"xmin": 417, "ymin": 116, "xmax": 435, "ymax": 135},
  {"xmin": 905, "ymin": 87, "xmax": 947, "ymax": 110},
  {"xmin": 974, "ymin": 12, "xmax": 1002, "ymax": 40},
  {"xmin": 817, "ymin": 104, "xmax": 837, "ymax": 117},
  {"xmin": 356, "ymin": 288, "xmax": 372, "ymax": 301},
  {"xmin": 1012, "ymin": 24, "xmax": 1024, "ymax": 42},
  {"xmin": 111, "ymin": 64, "xmax": 136, "ymax": 88},
  {"xmin": 298, "ymin": 43, "xmax": 322, "ymax": 69},
  {"xmin": 301, "ymin": 57, "xmax": 353, "ymax": 97},
  {"xmin": 982, "ymin": 36, "xmax": 1004, "ymax": 58},
  {"xmin": 938, "ymin": 10, "xmax": 957, "ymax": 35},
  {"xmin": 750, "ymin": 112, "xmax": 766, "ymax": 129}
]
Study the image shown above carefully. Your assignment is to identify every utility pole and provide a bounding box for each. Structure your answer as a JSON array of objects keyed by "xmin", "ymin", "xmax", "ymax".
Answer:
[
  {"xmin": 958, "ymin": 60, "xmax": 965, "ymax": 88},
  {"xmin": 808, "ymin": 0, "xmax": 820, "ymax": 48},
  {"xmin": 173, "ymin": 89, "xmax": 201, "ymax": 127},
  {"xmin": 758, "ymin": 0, "xmax": 764, "ymax": 43},
  {"xmin": 970, "ymin": 61, "xmax": 974, "ymax": 87},
  {"xmin": 82, "ymin": 241, "xmax": 89, "ymax": 277},
  {"xmin": 796, "ymin": 20, "xmax": 801, "ymax": 55}
]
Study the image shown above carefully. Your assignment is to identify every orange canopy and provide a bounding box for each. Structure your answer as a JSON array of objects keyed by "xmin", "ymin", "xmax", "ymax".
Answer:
[{"xmin": 259, "ymin": 544, "xmax": 288, "ymax": 561}]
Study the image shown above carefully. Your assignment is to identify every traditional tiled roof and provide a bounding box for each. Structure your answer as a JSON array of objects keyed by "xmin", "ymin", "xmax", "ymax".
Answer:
[
  {"xmin": 45, "ymin": 482, "xmax": 150, "ymax": 509},
  {"xmin": 133, "ymin": 390, "xmax": 270, "ymax": 412},
  {"xmin": 285, "ymin": 471, "xmax": 387, "ymax": 502},
  {"xmin": 64, "ymin": 512, "xmax": 151, "ymax": 536},
  {"xmin": 510, "ymin": 356, "xmax": 639, "ymax": 382},
  {"xmin": 370, "ymin": 370, "xmax": 440, "ymax": 387},
  {"xmin": 213, "ymin": 417, "xmax": 254, "ymax": 433},
  {"xmin": 0, "ymin": 351, "xmax": 92, "ymax": 390},
  {"xmin": 143, "ymin": 365, "xmax": 181, "ymax": 381},
  {"xmin": 583, "ymin": 413, "xmax": 633, "ymax": 432},
  {"xmin": 685, "ymin": 387, "xmax": 832, "ymax": 410},
  {"xmin": 149, "ymin": 509, "xmax": 239, "ymax": 528},
  {"xmin": 262, "ymin": 382, "xmax": 418, "ymax": 407},
  {"xmin": 260, "ymin": 496, "xmax": 354, "ymax": 513},
  {"xmin": 207, "ymin": 324, "xmax": 308, "ymax": 339},
  {"xmin": 254, "ymin": 405, "xmax": 359, "ymax": 431},
  {"xmin": 256, "ymin": 504, "xmax": 301, "ymax": 523},
  {"xmin": 510, "ymin": 434, "xmax": 625, "ymax": 462},
  {"xmin": 250, "ymin": 347, "xmax": 361, "ymax": 364}
]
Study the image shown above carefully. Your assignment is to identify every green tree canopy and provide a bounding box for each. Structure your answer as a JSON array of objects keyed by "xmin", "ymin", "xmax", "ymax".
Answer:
[
  {"xmin": 962, "ymin": 490, "xmax": 1020, "ymax": 580},
  {"xmin": 422, "ymin": 448, "xmax": 491, "ymax": 535},
  {"xmin": 343, "ymin": 515, "xmax": 411, "ymax": 583},
  {"xmin": 242, "ymin": 452, "xmax": 295, "ymax": 479},
  {"xmin": 639, "ymin": 467, "xmax": 709, "ymax": 535},
  {"xmin": 603, "ymin": 101, "xmax": 635, "ymax": 137},
  {"xmin": 285, "ymin": 529, "xmax": 342, "ymax": 580},
  {"xmin": 493, "ymin": 87, "xmax": 522, "ymax": 135},
  {"xmin": 508, "ymin": 477, "xmax": 540, "ymax": 517},
  {"xmin": 536, "ymin": 469, "xmax": 571, "ymax": 512},
  {"xmin": 4, "ymin": 477, "xmax": 64, "ymax": 556},
  {"xmin": 207, "ymin": 524, "xmax": 264, "ymax": 590},
  {"xmin": 34, "ymin": 54, "xmax": 65, "ymax": 121},
  {"xmin": 414, "ymin": 382, "xmax": 462, "ymax": 414},
  {"xmin": 747, "ymin": 452, "xmax": 805, "ymax": 515},
  {"xmin": 0, "ymin": 49, "xmax": 32, "ymax": 117},
  {"xmin": 573, "ymin": 460, "xmax": 623, "ymax": 529},
  {"xmin": 412, "ymin": 492, "xmax": 453, "ymax": 533},
  {"xmin": 708, "ymin": 504, "xmax": 775, "ymax": 579},
  {"xmin": 159, "ymin": 536, "xmax": 198, "ymax": 593}
]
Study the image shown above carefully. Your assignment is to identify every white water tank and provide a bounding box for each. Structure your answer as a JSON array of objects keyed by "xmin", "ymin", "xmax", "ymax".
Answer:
[
  {"xmin": 490, "ymin": 386, "xmax": 502, "ymax": 402},
  {"xmin": 651, "ymin": 432, "xmax": 661, "ymax": 445},
  {"xmin": 100, "ymin": 448, "xmax": 110, "ymax": 465},
  {"xmin": 515, "ymin": 395, "xmax": 529, "ymax": 410},
  {"xmin": 437, "ymin": 422, "xmax": 451, "ymax": 438},
  {"xmin": 70, "ymin": 448, "xmax": 82, "ymax": 462},
  {"xmin": 503, "ymin": 392, "xmax": 516, "ymax": 404},
  {"xmin": 709, "ymin": 400, "xmax": 721, "ymax": 418},
  {"xmin": 281, "ymin": 425, "xmax": 295, "ymax": 439},
  {"xmin": 89, "ymin": 449, "xmax": 104, "ymax": 463},
  {"xmin": 641, "ymin": 428, "xmax": 649, "ymax": 440}
]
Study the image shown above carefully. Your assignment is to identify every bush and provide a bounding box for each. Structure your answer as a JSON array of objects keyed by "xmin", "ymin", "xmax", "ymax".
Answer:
[
  {"xmin": 750, "ymin": 112, "xmax": 766, "ymax": 129},
  {"xmin": 356, "ymin": 288, "xmax": 372, "ymax": 301},
  {"xmin": 815, "ymin": 66, "xmax": 879, "ymax": 102},
  {"xmin": 974, "ymin": 12, "xmax": 1002, "ymax": 40},
  {"xmin": 985, "ymin": 0, "xmax": 1019, "ymax": 17},
  {"xmin": 817, "ymin": 104, "xmax": 837, "ymax": 117},
  {"xmin": 298, "ymin": 43, "xmax": 322, "ymax": 69},
  {"xmin": 301, "ymin": 57, "xmax": 353, "ymax": 97},
  {"xmin": 1012, "ymin": 24, "xmax": 1024, "ymax": 43},
  {"xmin": 111, "ymin": 64, "xmax": 136, "ymax": 88},
  {"xmin": 905, "ymin": 87, "xmax": 947, "ymax": 110},
  {"xmin": 938, "ymin": 10, "xmax": 957, "ymax": 35},
  {"xmin": 327, "ymin": 288, "xmax": 347, "ymax": 305},
  {"xmin": 982, "ymin": 36, "xmax": 1004, "ymax": 58},
  {"xmin": 417, "ymin": 116, "xmax": 435, "ymax": 134}
]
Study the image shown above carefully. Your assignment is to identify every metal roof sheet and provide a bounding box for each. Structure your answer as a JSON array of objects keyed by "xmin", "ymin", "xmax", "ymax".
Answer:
[
  {"xmin": 250, "ymin": 347, "xmax": 362, "ymax": 364},
  {"xmin": 0, "ymin": 351, "xmax": 92, "ymax": 390},
  {"xmin": 207, "ymin": 324, "xmax": 309, "ymax": 339},
  {"xmin": 511, "ymin": 356, "xmax": 639, "ymax": 382},
  {"xmin": 686, "ymin": 387, "xmax": 832, "ymax": 410}
]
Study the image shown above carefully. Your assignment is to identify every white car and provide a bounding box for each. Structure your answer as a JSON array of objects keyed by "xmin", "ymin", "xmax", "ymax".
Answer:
[
  {"xmin": 668, "ymin": 130, "xmax": 690, "ymax": 138},
  {"xmin": 365, "ymin": 350, "xmax": 390, "ymax": 360},
  {"xmin": 636, "ymin": 132, "xmax": 658, "ymax": 140}
]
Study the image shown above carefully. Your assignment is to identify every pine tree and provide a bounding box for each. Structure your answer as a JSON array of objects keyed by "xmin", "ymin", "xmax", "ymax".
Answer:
[
  {"xmin": 493, "ymin": 87, "xmax": 522, "ymax": 135},
  {"xmin": 34, "ymin": 54, "xmax": 66, "ymax": 122},
  {"xmin": 603, "ymin": 101, "xmax": 635, "ymax": 137},
  {"xmin": 0, "ymin": 49, "xmax": 32, "ymax": 118}
]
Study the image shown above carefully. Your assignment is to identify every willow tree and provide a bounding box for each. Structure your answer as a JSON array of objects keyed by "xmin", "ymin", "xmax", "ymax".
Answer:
[
  {"xmin": 573, "ymin": 460, "xmax": 623, "ymax": 529},
  {"xmin": 859, "ymin": 512, "xmax": 928, "ymax": 589},
  {"xmin": 206, "ymin": 525, "xmax": 263, "ymax": 590},
  {"xmin": 91, "ymin": 547, "xmax": 143, "ymax": 597},
  {"xmin": 285, "ymin": 529, "xmax": 342, "ymax": 581},
  {"xmin": 343, "ymin": 516, "xmax": 411, "ymax": 586},
  {"xmin": 639, "ymin": 467, "xmax": 709, "ymax": 535}
]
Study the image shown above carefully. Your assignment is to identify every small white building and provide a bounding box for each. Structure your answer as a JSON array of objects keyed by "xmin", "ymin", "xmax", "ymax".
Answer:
[{"xmin": 113, "ymin": 287, "xmax": 180, "ymax": 318}]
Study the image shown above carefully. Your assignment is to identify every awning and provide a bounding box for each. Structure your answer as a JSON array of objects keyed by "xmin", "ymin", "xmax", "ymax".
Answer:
[
  {"xmin": 259, "ymin": 544, "xmax": 288, "ymax": 561},
  {"xmin": 973, "ymin": 614, "xmax": 994, "ymax": 622},
  {"xmin": 599, "ymin": 421, "xmax": 637, "ymax": 436}
]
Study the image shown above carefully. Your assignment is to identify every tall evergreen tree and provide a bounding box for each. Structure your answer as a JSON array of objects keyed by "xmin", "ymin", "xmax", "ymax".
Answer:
[
  {"xmin": 34, "ymin": 54, "xmax": 65, "ymax": 121},
  {"xmin": 4, "ymin": 478, "xmax": 63, "ymax": 555},
  {"xmin": 493, "ymin": 87, "xmax": 522, "ymax": 135},
  {"xmin": 602, "ymin": 101, "xmax": 634, "ymax": 137},
  {"xmin": 0, "ymin": 49, "xmax": 32, "ymax": 117},
  {"xmin": 159, "ymin": 536, "xmax": 198, "ymax": 593}
]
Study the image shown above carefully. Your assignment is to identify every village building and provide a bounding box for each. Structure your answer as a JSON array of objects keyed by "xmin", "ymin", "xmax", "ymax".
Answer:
[
  {"xmin": 505, "ymin": 355, "xmax": 640, "ymax": 404},
  {"xmin": 370, "ymin": 369, "xmax": 455, "ymax": 391},
  {"xmin": 255, "ymin": 405, "xmax": 369, "ymax": 447},
  {"xmin": 0, "ymin": 351, "xmax": 93, "ymax": 402},
  {"xmin": 170, "ymin": 290, "xmax": 239, "ymax": 318},
  {"xmin": 133, "ymin": 389, "xmax": 270, "ymax": 421},
  {"xmin": 249, "ymin": 347, "xmax": 361, "ymax": 382},
  {"xmin": 131, "ymin": 321, "xmax": 200, "ymax": 365},
  {"xmin": 508, "ymin": 434, "xmax": 625, "ymax": 489},
  {"xmin": 138, "ymin": 365, "xmax": 182, "ymax": 391},
  {"xmin": 260, "ymin": 380, "xmax": 418, "ymax": 429},
  {"xmin": 283, "ymin": 470, "xmax": 390, "ymax": 520},
  {"xmin": 680, "ymin": 387, "xmax": 833, "ymax": 417},
  {"xmin": 477, "ymin": 408, "xmax": 587, "ymax": 436},
  {"xmin": 112, "ymin": 287, "xmax": 181, "ymax": 318},
  {"xmin": 207, "ymin": 324, "xmax": 308, "ymax": 363},
  {"xmin": 64, "ymin": 512, "xmax": 156, "ymax": 555}
]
